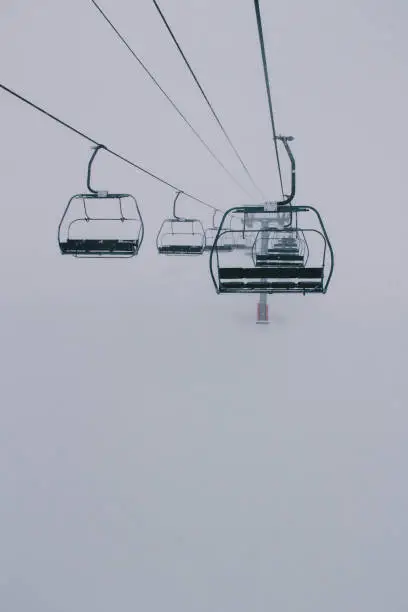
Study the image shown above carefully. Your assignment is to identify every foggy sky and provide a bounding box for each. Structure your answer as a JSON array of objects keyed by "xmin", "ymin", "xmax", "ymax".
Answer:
[{"xmin": 0, "ymin": 1, "xmax": 407, "ymax": 610}]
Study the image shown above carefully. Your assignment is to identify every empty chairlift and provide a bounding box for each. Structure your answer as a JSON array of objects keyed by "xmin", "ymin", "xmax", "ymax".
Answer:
[
  {"xmin": 209, "ymin": 135, "xmax": 333, "ymax": 295},
  {"xmin": 210, "ymin": 204, "xmax": 333, "ymax": 295},
  {"xmin": 58, "ymin": 145, "xmax": 144, "ymax": 257},
  {"xmin": 253, "ymin": 229, "xmax": 309, "ymax": 267},
  {"xmin": 204, "ymin": 211, "xmax": 235, "ymax": 252},
  {"xmin": 156, "ymin": 191, "xmax": 206, "ymax": 255}
]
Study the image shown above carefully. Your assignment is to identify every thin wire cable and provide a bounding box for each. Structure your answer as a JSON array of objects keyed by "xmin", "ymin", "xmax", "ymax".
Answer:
[
  {"xmin": 151, "ymin": 0, "xmax": 265, "ymax": 200},
  {"xmin": 89, "ymin": 0, "xmax": 253, "ymax": 200},
  {"xmin": 0, "ymin": 81, "xmax": 224, "ymax": 212},
  {"xmin": 253, "ymin": 0, "xmax": 284, "ymax": 198}
]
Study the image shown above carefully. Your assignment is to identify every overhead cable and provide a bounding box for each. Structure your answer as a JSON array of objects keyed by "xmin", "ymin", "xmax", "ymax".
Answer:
[
  {"xmin": 151, "ymin": 0, "xmax": 265, "ymax": 200},
  {"xmin": 89, "ymin": 0, "xmax": 254, "ymax": 199},
  {"xmin": 253, "ymin": 0, "xmax": 285, "ymax": 198},
  {"xmin": 0, "ymin": 81, "xmax": 222, "ymax": 212}
]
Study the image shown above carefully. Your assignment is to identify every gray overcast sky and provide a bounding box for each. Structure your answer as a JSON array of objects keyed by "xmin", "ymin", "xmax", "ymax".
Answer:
[{"xmin": 0, "ymin": 1, "xmax": 407, "ymax": 611}]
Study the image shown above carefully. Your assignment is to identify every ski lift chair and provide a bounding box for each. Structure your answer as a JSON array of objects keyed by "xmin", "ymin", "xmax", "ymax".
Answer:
[
  {"xmin": 210, "ymin": 204, "xmax": 333, "ymax": 295},
  {"xmin": 253, "ymin": 228, "xmax": 307, "ymax": 267},
  {"xmin": 58, "ymin": 145, "xmax": 144, "ymax": 258},
  {"xmin": 204, "ymin": 211, "xmax": 233, "ymax": 252},
  {"xmin": 204, "ymin": 210, "xmax": 236, "ymax": 252},
  {"xmin": 156, "ymin": 191, "xmax": 206, "ymax": 255}
]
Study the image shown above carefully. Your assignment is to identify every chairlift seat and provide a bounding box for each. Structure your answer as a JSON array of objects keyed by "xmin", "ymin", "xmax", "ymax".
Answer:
[
  {"xmin": 219, "ymin": 267, "xmax": 323, "ymax": 279},
  {"xmin": 156, "ymin": 195, "xmax": 206, "ymax": 255},
  {"xmin": 204, "ymin": 244, "xmax": 234, "ymax": 252},
  {"xmin": 209, "ymin": 204, "xmax": 334, "ymax": 295},
  {"xmin": 157, "ymin": 244, "xmax": 204, "ymax": 255},
  {"xmin": 219, "ymin": 281, "xmax": 322, "ymax": 293},
  {"xmin": 59, "ymin": 145, "xmax": 145, "ymax": 258},
  {"xmin": 256, "ymin": 260, "xmax": 303, "ymax": 268},
  {"xmin": 204, "ymin": 227, "xmax": 234, "ymax": 252},
  {"xmin": 218, "ymin": 266, "xmax": 323, "ymax": 293},
  {"xmin": 269, "ymin": 245, "xmax": 299, "ymax": 250},
  {"xmin": 268, "ymin": 248, "xmax": 299, "ymax": 254},
  {"xmin": 58, "ymin": 191, "xmax": 144, "ymax": 258},
  {"xmin": 257, "ymin": 253, "xmax": 303, "ymax": 262},
  {"xmin": 255, "ymin": 255, "xmax": 303, "ymax": 267},
  {"xmin": 60, "ymin": 238, "xmax": 139, "ymax": 255}
]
